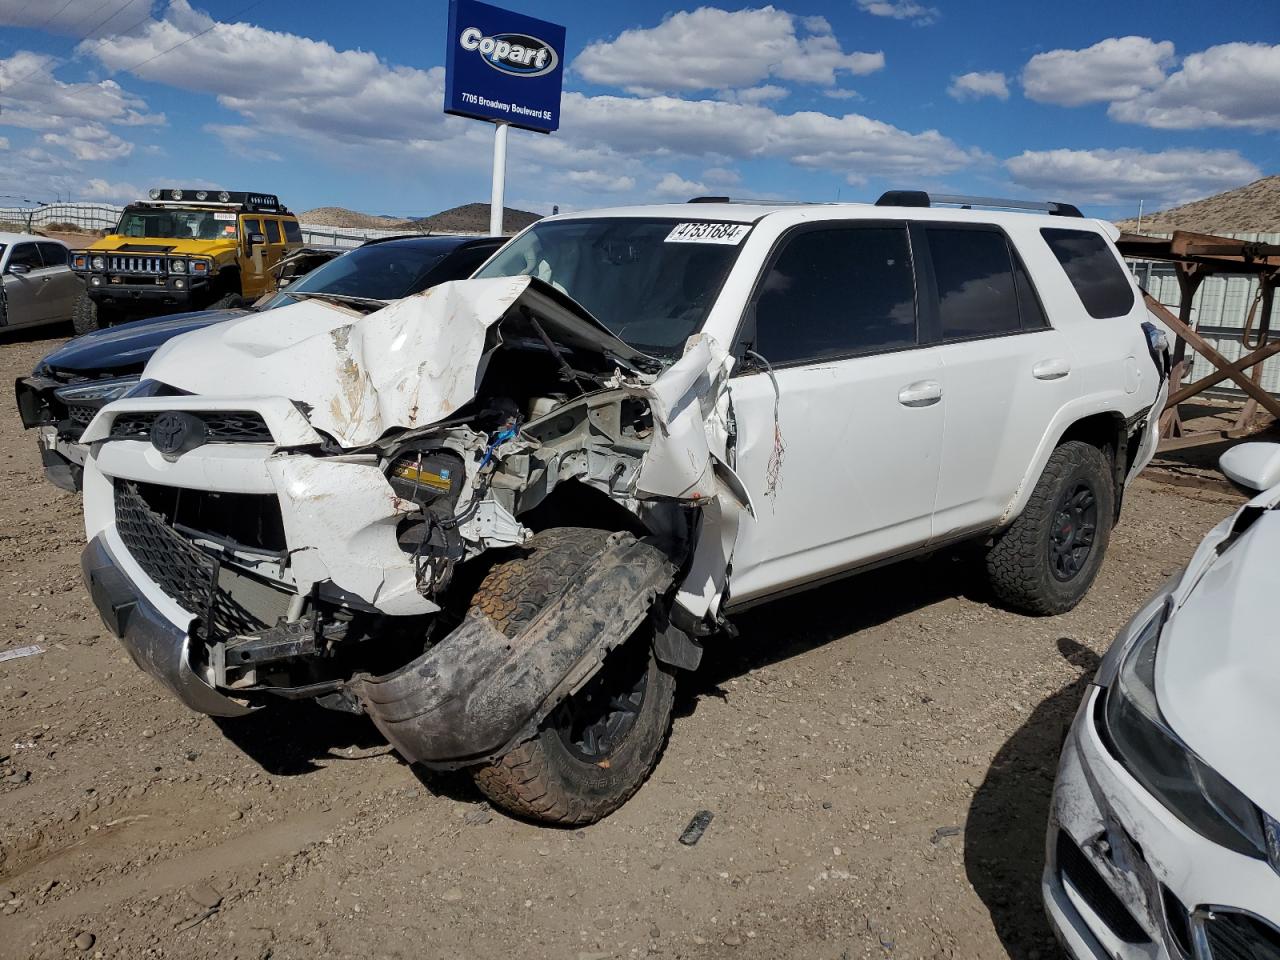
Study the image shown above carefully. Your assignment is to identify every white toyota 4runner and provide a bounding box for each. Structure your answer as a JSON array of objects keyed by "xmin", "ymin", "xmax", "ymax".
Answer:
[{"xmin": 77, "ymin": 191, "xmax": 1169, "ymax": 823}]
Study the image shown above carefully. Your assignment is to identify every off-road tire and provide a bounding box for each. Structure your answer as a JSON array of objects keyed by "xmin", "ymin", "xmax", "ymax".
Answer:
[
  {"xmin": 206, "ymin": 292, "xmax": 245, "ymax": 311},
  {"xmin": 467, "ymin": 527, "xmax": 676, "ymax": 825},
  {"xmin": 71, "ymin": 292, "xmax": 103, "ymax": 335},
  {"xmin": 986, "ymin": 441, "xmax": 1114, "ymax": 616}
]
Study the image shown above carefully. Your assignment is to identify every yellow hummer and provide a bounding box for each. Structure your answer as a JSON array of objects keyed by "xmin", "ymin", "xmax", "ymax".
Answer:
[{"xmin": 68, "ymin": 188, "xmax": 302, "ymax": 333}]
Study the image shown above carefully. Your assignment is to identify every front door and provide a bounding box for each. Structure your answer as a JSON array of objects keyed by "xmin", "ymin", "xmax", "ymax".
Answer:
[
  {"xmin": 2, "ymin": 242, "xmax": 47, "ymax": 325},
  {"xmin": 726, "ymin": 223, "xmax": 945, "ymax": 606},
  {"xmin": 36, "ymin": 242, "xmax": 82, "ymax": 321}
]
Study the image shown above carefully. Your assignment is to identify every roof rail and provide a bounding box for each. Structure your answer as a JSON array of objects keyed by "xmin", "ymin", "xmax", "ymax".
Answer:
[
  {"xmin": 875, "ymin": 190, "xmax": 1083, "ymax": 218},
  {"xmin": 689, "ymin": 195, "xmax": 732, "ymax": 203},
  {"xmin": 687, "ymin": 196, "xmax": 825, "ymax": 206}
]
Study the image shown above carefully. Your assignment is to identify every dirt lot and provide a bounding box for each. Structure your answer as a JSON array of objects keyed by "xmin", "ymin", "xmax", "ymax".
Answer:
[{"xmin": 0, "ymin": 326, "xmax": 1243, "ymax": 960}]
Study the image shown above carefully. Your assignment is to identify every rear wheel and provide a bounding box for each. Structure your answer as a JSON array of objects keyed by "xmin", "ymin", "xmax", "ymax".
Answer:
[
  {"xmin": 985, "ymin": 441, "xmax": 1114, "ymax": 616},
  {"xmin": 466, "ymin": 527, "xmax": 676, "ymax": 825}
]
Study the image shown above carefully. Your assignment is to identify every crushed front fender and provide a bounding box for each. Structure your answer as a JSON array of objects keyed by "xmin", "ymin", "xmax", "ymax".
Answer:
[{"xmin": 348, "ymin": 533, "xmax": 674, "ymax": 769}]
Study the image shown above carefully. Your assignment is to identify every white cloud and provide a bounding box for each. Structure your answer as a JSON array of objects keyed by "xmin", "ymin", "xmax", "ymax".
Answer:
[
  {"xmin": 562, "ymin": 170, "xmax": 636, "ymax": 193},
  {"xmin": 204, "ymin": 124, "xmax": 283, "ymax": 161},
  {"xmin": 0, "ymin": 0, "xmax": 145, "ymax": 36},
  {"xmin": 719, "ymin": 84, "xmax": 790, "ymax": 104},
  {"xmin": 573, "ymin": 7, "xmax": 883, "ymax": 95},
  {"xmin": 856, "ymin": 1, "xmax": 939, "ymax": 24},
  {"xmin": 1004, "ymin": 147, "xmax": 1261, "ymax": 206},
  {"xmin": 42, "ymin": 123, "xmax": 134, "ymax": 161},
  {"xmin": 1107, "ymin": 42, "xmax": 1280, "ymax": 130},
  {"xmin": 655, "ymin": 173, "xmax": 710, "ymax": 198},
  {"xmin": 702, "ymin": 166, "xmax": 741, "ymax": 185},
  {"xmin": 948, "ymin": 71, "xmax": 1009, "ymax": 101},
  {"xmin": 1022, "ymin": 37, "xmax": 1174, "ymax": 106},
  {"xmin": 81, "ymin": 177, "xmax": 145, "ymax": 204},
  {"xmin": 0, "ymin": 51, "xmax": 163, "ymax": 128},
  {"xmin": 822, "ymin": 88, "xmax": 862, "ymax": 100}
]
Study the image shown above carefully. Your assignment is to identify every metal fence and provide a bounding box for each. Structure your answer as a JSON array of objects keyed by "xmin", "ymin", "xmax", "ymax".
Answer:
[
  {"xmin": 0, "ymin": 202, "xmax": 124, "ymax": 233},
  {"xmin": 1127, "ymin": 232, "xmax": 1280, "ymax": 399}
]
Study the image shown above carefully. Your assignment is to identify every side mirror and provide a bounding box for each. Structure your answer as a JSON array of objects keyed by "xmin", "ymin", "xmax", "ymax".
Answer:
[
  {"xmin": 246, "ymin": 233, "xmax": 266, "ymax": 250},
  {"xmin": 7, "ymin": 262, "xmax": 31, "ymax": 276},
  {"xmin": 1220, "ymin": 442, "xmax": 1280, "ymax": 493}
]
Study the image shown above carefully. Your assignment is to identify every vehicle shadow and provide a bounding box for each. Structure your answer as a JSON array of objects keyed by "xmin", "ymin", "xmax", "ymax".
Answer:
[
  {"xmin": 213, "ymin": 699, "xmax": 387, "ymax": 776},
  {"xmin": 962, "ymin": 637, "xmax": 1100, "ymax": 959},
  {"xmin": 679, "ymin": 546, "xmax": 990, "ymax": 714},
  {"xmin": 0, "ymin": 320, "xmax": 71, "ymax": 346}
]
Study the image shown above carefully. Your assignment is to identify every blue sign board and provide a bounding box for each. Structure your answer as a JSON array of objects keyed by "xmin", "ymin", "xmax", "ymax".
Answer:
[{"xmin": 444, "ymin": 0, "xmax": 566, "ymax": 134}]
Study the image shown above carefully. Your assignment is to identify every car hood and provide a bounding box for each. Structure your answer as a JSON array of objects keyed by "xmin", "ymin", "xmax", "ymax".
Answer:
[
  {"xmin": 141, "ymin": 276, "xmax": 655, "ymax": 448},
  {"xmin": 43, "ymin": 308, "xmax": 250, "ymax": 374},
  {"xmin": 1157, "ymin": 506, "xmax": 1280, "ymax": 819}
]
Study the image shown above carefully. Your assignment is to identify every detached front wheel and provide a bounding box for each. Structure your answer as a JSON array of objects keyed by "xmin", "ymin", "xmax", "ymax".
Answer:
[{"xmin": 466, "ymin": 527, "xmax": 676, "ymax": 825}]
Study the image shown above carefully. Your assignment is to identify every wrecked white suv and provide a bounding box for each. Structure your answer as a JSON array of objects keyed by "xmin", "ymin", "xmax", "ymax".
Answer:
[{"xmin": 78, "ymin": 192, "xmax": 1169, "ymax": 823}]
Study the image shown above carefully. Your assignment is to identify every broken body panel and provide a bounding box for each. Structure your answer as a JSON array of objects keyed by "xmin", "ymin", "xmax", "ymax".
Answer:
[{"xmin": 80, "ymin": 275, "xmax": 739, "ymax": 764}]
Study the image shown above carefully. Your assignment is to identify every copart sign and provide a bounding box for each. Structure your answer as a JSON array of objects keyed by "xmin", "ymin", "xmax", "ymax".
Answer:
[{"xmin": 445, "ymin": 0, "xmax": 566, "ymax": 134}]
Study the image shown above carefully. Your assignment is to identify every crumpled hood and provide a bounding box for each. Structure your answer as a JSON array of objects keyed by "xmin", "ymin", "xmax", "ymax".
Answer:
[
  {"xmin": 43, "ymin": 308, "xmax": 250, "ymax": 374},
  {"xmin": 141, "ymin": 276, "xmax": 652, "ymax": 448},
  {"xmin": 1157, "ymin": 508, "xmax": 1280, "ymax": 819}
]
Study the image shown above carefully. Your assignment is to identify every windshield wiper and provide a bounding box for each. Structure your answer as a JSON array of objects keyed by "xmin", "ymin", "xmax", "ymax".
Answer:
[{"xmin": 289, "ymin": 292, "xmax": 387, "ymax": 310}]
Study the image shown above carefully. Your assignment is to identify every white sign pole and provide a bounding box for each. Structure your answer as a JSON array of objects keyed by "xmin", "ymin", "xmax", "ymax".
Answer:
[{"xmin": 489, "ymin": 121, "xmax": 509, "ymax": 236}]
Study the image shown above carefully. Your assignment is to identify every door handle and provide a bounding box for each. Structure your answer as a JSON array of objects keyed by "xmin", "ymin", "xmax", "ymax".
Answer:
[
  {"xmin": 898, "ymin": 380, "xmax": 942, "ymax": 407},
  {"xmin": 1033, "ymin": 358, "xmax": 1071, "ymax": 380}
]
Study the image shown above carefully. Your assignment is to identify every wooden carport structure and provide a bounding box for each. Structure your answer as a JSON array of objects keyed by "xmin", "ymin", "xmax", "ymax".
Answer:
[{"xmin": 1117, "ymin": 231, "xmax": 1280, "ymax": 450}]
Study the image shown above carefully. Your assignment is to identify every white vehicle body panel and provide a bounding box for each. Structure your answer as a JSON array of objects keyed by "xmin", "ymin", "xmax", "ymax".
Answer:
[{"xmin": 1046, "ymin": 478, "xmax": 1280, "ymax": 959}]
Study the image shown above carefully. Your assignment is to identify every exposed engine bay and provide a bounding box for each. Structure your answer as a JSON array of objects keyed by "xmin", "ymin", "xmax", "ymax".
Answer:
[{"xmin": 79, "ymin": 276, "xmax": 749, "ymax": 768}]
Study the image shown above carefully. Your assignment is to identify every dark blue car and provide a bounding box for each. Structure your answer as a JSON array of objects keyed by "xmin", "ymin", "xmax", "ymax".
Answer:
[{"xmin": 15, "ymin": 234, "xmax": 505, "ymax": 490}]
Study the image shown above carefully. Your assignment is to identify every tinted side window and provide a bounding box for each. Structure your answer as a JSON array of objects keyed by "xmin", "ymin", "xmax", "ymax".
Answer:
[
  {"xmin": 283, "ymin": 220, "xmax": 302, "ymax": 243},
  {"xmin": 927, "ymin": 227, "xmax": 1021, "ymax": 339},
  {"xmin": 1011, "ymin": 249, "xmax": 1048, "ymax": 329},
  {"xmin": 8, "ymin": 243, "xmax": 41, "ymax": 271},
  {"xmin": 1041, "ymin": 228, "xmax": 1135, "ymax": 319},
  {"xmin": 752, "ymin": 226, "xmax": 916, "ymax": 364},
  {"xmin": 37, "ymin": 243, "xmax": 68, "ymax": 267},
  {"xmin": 264, "ymin": 219, "xmax": 282, "ymax": 244},
  {"xmin": 242, "ymin": 218, "xmax": 262, "ymax": 238}
]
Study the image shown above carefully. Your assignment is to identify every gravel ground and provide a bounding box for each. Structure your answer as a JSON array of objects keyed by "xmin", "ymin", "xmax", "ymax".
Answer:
[{"xmin": 0, "ymin": 325, "xmax": 1243, "ymax": 960}]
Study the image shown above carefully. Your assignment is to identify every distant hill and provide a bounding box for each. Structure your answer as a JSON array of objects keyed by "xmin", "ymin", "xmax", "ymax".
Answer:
[
  {"xmin": 299, "ymin": 202, "xmax": 541, "ymax": 236},
  {"xmin": 1115, "ymin": 175, "xmax": 1280, "ymax": 234}
]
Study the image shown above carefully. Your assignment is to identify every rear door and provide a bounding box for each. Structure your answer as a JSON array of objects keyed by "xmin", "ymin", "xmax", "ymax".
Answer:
[
  {"xmin": 36, "ymin": 242, "xmax": 82, "ymax": 321},
  {"xmin": 239, "ymin": 216, "xmax": 268, "ymax": 298},
  {"xmin": 3, "ymin": 242, "xmax": 46, "ymax": 324},
  {"xmin": 919, "ymin": 223, "xmax": 1077, "ymax": 537},
  {"xmin": 726, "ymin": 222, "xmax": 945, "ymax": 605}
]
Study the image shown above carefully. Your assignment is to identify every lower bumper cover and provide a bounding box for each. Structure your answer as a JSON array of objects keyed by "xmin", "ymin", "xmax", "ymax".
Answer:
[
  {"xmin": 81, "ymin": 534, "xmax": 254, "ymax": 717},
  {"xmin": 350, "ymin": 534, "xmax": 674, "ymax": 770}
]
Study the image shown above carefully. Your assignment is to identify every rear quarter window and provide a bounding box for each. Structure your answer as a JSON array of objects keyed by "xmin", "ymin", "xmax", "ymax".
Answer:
[
  {"xmin": 283, "ymin": 220, "xmax": 302, "ymax": 243},
  {"xmin": 1041, "ymin": 228, "xmax": 1135, "ymax": 319}
]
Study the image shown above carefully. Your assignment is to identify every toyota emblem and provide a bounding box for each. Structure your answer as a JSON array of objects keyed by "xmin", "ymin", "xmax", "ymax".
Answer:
[{"xmin": 150, "ymin": 411, "xmax": 207, "ymax": 457}]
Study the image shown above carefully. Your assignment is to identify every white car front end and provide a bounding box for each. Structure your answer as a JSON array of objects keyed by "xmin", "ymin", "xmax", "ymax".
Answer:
[{"xmin": 1046, "ymin": 464, "xmax": 1280, "ymax": 960}]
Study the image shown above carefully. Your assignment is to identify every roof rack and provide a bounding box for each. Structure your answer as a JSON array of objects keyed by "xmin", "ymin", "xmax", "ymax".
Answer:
[
  {"xmin": 687, "ymin": 196, "xmax": 823, "ymax": 206},
  {"xmin": 875, "ymin": 190, "xmax": 1082, "ymax": 218}
]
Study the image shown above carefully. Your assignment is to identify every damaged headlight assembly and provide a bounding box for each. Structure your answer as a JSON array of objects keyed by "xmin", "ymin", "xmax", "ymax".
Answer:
[
  {"xmin": 1102, "ymin": 602, "xmax": 1280, "ymax": 870},
  {"xmin": 53, "ymin": 375, "xmax": 142, "ymax": 406}
]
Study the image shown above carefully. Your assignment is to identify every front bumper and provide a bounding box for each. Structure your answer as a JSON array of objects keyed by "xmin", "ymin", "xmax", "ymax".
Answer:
[
  {"xmin": 81, "ymin": 533, "xmax": 254, "ymax": 716},
  {"xmin": 36, "ymin": 426, "xmax": 86, "ymax": 492},
  {"xmin": 83, "ymin": 276, "xmax": 208, "ymax": 306},
  {"xmin": 1044, "ymin": 686, "xmax": 1280, "ymax": 960}
]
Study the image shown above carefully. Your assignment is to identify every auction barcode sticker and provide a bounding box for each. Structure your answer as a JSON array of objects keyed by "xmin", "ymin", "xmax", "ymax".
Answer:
[
  {"xmin": 214, "ymin": 212, "xmax": 236, "ymax": 221},
  {"xmin": 665, "ymin": 222, "xmax": 750, "ymax": 245}
]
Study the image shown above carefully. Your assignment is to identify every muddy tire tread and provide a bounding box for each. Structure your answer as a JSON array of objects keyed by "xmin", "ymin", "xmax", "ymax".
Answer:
[{"xmin": 468, "ymin": 527, "xmax": 675, "ymax": 825}]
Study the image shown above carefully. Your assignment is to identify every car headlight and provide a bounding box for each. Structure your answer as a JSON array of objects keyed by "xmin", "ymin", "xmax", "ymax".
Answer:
[
  {"xmin": 52, "ymin": 375, "xmax": 142, "ymax": 406},
  {"xmin": 169, "ymin": 258, "xmax": 187, "ymax": 274},
  {"xmin": 90, "ymin": 255, "xmax": 105, "ymax": 270},
  {"xmin": 1105, "ymin": 606, "xmax": 1280, "ymax": 868}
]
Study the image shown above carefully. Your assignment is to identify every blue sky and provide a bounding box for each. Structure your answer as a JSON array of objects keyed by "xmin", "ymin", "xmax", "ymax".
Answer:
[{"xmin": 0, "ymin": 0, "xmax": 1276, "ymax": 220}]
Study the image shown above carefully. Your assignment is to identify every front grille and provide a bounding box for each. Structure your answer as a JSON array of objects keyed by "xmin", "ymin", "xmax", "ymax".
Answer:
[
  {"xmin": 114, "ymin": 480, "xmax": 285, "ymax": 640},
  {"xmin": 108, "ymin": 254, "xmax": 166, "ymax": 274},
  {"xmin": 1057, "ymin": 830, "xmax": 1151, "ymax": 944},
  {"xmin": 67, "ymin": 403, "xmax": 97, "ymax": 425},
  {"xmin": 1203, "ymin": 910, "xmax": 1280, "ymax": 960},
  {"xmin": 109, "ymin": 411, "xmax": 273, "ymax": 443}
]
